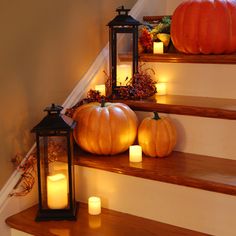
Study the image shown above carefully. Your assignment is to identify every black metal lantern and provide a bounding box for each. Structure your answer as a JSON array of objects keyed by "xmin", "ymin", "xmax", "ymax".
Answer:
[
  {"xmin": 31, "ymin": 104, "xmax": 77, "ymax": 221},
  {"xmin": 107, "ymin": 6, "xmax": 141, "ymax": 97}
]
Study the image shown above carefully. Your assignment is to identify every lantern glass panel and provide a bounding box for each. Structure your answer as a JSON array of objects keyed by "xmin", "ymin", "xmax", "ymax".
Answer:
[
  {"xmin": 39, "ymin": 135, "xmax": 70, "ymax": 210},
  {"xmin": 116, "ymin": 33, "xmax": 133, "ymax": 86}
]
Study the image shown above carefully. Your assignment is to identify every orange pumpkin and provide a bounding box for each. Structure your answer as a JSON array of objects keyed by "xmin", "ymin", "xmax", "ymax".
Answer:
[
  {"xmin": 171, "ymin": 0, "xmax": 236, "ymax": 54},
  {"xmin": 138, "ymin": 112, "xmax": 177, "ymax": 157},
  {"xmin": 73, "ymin": 101, "xmax": 138, "ymax": 155}
]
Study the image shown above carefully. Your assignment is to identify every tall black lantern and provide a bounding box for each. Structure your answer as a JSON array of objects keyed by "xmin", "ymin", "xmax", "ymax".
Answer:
[
  {"xmin": 107, "ymin": 6, "xmax": 141, "ymax": 97},
  {"xmin": 31, "ymin": 104, "xmax": 77, "ymax": 221}
]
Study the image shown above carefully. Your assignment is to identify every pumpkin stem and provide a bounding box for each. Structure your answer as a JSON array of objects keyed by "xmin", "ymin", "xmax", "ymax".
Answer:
[
  {"xmin": 153, "ymin": 111, "xmax": 160, "ymax": 120},
  {"xmin": 101, "ymin": 99, "xmax": 106, "ymax": 107}
]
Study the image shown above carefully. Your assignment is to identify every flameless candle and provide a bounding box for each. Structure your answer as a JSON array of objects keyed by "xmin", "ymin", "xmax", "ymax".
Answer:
[
  {"xmin": 153, "ymin": 42, "xmax": 164, "ymax": 54},
  {"xmin": 88, "ymin": 196, "xmax": 101, "ymax": 215},
  {"xmin": 156, "ymin": 82, "xmax": 167, "ymax": 95},
  {"xmin": 129, "ymin": 145, "xmax": 142, "ymax": 162},
  {"xmin": 117, "ymin": 64, "xmax": 132, "ymax": 86},
  {"xmin": 95, "ymin": 84, "xmax": 106, "ymax": 96},
  {"xmin": 47, "ymin": 173, "xmax": 68, "ymax": 209}
]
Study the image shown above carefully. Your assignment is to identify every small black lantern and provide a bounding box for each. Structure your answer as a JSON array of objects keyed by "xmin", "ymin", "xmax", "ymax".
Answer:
[
  {"xmin": 31, "ymin": 104, "xmax": 77, "ymax": 221},
  {"xmin": 107, "ymin": 6, "xmax": 141, "ymax": 97}
]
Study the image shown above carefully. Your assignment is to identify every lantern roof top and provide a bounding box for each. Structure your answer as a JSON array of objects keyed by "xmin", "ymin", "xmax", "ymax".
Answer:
[
  {"xmin": 107, "ymin": 6, "xmax": 141, "ymax": 27},
  {"xmin": 31, "ymin": 104, "xmax": 76, "ymax": 132}
]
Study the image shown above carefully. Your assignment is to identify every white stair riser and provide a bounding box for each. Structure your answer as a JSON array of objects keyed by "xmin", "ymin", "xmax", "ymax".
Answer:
[
  {"xmin": 11, "ymin": 229, "xmax": 32, "ymax": 236},
  {"xmin": 148, "ymin": 63, "xmax": 236, "ymax": 99},
  {"xmin": 76, "ymin": 166, "xmax": 236, "ymax": 236}
]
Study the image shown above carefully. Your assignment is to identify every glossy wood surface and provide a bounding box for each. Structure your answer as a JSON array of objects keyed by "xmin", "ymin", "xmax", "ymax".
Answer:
[
  {"xmin": 114, "ymin": 95, "xmax": 236, "ymax": 120},
  {"xmin": 75, "ymin": 148, "xmax": 236, "ymax": 196},
  {"xmin": 120, "ymin": 53, "xmax": 236, "ymax": 64},
  {"xmin": 6, "ymin": 203, "xmax": 210, "ymax": 236},
  {"xmin": 140, "ymin": 53, "xmax": 236, "ymax": 64}
]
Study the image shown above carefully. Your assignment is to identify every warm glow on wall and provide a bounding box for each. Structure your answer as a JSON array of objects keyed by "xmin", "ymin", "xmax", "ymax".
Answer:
[
  {"xmin": 117, "ymin": 64, "xmax": 132, "ymax": 86},
  {"xmin": 156, "ymin": 82, "xmax": 167, "ymax": 95},
  {"xmin": 95, "ymin": 84, "xmax": 106, "ymax": 96}
]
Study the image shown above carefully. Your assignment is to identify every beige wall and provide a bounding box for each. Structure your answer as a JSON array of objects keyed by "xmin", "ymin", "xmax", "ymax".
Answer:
[{"xmin": 0, "ymin": 0, "xmax": 136, "ymax": 189}]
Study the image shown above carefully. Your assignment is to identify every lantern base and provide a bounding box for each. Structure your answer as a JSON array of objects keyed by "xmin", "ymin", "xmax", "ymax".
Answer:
[{"xmin": 35, "ymin": 202, "xmax": 78, "ymax": 221}]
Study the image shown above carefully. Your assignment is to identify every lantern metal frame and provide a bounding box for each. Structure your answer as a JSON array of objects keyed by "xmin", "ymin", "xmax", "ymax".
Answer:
[
  {"xmin": 107, "ymin": 6, "xmax": 141, "ymax": 97},
  {"xmin": 31, "ymin": 104, "xmax": 77, "ymax": 221}
]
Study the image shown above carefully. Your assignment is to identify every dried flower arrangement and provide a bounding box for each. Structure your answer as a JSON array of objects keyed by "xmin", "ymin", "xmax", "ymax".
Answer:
[
  {"xmin": 10, "ymin": 152, "xmax": 37, "ymax": 197},
  {"xmin": 9, "ymin": 140, "xmax": 67, "ymax": 197},
  {"xmin": 66, "ymin": 64, "xmax": 157, "ymax": 118}
]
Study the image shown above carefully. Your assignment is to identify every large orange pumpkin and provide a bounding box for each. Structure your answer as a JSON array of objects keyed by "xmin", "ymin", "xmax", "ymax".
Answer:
[
  {"xmin": 171, "ymin": 0, "xmax": 236, "ymax": 54},
  {"xmin": 73, "ymin": 101, "xmax": 138, "ymax": 155},
  {"xmin": 138, "ymin": 112, "xmax": 177, "ymax": 157}
]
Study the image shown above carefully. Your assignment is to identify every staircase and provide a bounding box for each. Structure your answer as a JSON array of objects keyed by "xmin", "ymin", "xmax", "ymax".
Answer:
[
  {"xmin": 6, "ymin": 60, "xmax": 236, "ymax": 235},
  {"xmin": 4, "ymin": 0, "xmax": 236, "ymax": 235}
]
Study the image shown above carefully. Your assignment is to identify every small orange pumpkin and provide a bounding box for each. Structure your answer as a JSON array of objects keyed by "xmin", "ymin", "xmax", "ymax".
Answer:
[
  {"xmin": 138, "ymin": 112, "xmax": 177, "ymax": 157},
  {"xmin": 73, "ymin": 101, "xmax": 138, "ymax": 155}
]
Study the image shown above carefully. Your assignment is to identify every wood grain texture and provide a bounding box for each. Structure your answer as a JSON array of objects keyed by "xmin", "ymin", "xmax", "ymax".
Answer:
[
  {"xmin": 140, "ymin": 53, "xmax": 236, "ymax": 64},
  {"xmin": 75, "ymin": 148, "xmax": 236, "ymax": 196},
  {"xmin": 119, "ymin": 53, "xmax": 236, "ymax": 64},
  {"xmin": 114, "ymin": 95, "xmax": 236, "ymax": 120},
  {"xmin": 6, "ymin": 203, "xmax": 210, "ymax": 236}
]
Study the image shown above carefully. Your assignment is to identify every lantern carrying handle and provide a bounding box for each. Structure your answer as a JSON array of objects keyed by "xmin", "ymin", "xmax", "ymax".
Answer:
[
  {"xmin": 116, "ymin": 6, "xmax": 130, "ymax": 15},
  {"xmin": 44, "ymin": 103, "xmax": 63, "ymax": 115}
]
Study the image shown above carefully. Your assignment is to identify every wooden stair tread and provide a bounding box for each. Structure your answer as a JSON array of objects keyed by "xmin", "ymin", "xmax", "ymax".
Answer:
[
  {"xmin": 114, "ymin": 95, "xmax": 236, "ymax": 120},
  {"xmin": 75, "ymin": 148, "xmax": 236, "ymax": 196},
  {"xmin": 120, "ymin": 52, "xmax": 236, "ymax": 64},
  {"xmin": 139, "ymin": 53, "xmax": 236, "ymax": 64},
  {"xmin": 6, "ymin": 203, "xmax": 210, "ymax": 236}
]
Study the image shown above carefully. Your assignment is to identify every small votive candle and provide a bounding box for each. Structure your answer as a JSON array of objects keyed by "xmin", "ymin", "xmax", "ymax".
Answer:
[
  {"xmin": 88, "ymin": 196, "xmax": 101, "ymax": 215},
  {"xmin": 156, "ymin": 82, "xmax": 167, "ymax": 95},
  {"xmin": 129, "ymin": 145, "xmax": 142, "ymax": 163},
  {"xmin": 153, "ymin": 42, "xmax": 164, "ymax": 54},
  {"xmin": 95, "ymin": 84, "xmax": 106, "ymax": 96}
]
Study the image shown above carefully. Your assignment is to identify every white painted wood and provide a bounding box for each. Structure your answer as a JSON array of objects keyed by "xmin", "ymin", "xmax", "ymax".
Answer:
[
  {"xmin": 11, "ymin": 229, "xmax": 32, "ymax": 236},
  {"xmin": 0, "ymin": 145, "xmax": 36, "ymax": 212},
  {"xmin": 76, "ymin": 166, "xmax": 236, "ymax": 236},
  {"xmin": 0, "ymin": 145, "xmax": 37, "ymax": 236},
  {"xmin": 148, "ymin": 63, "xmax": 236, "ymax": 99},
  {"xmin": 62, "ymin": 45, "xmax": 109, "ymax": 112},
  {"xmin": 0, "ymin": 186, "xmax": 37, "ymax": 236}
]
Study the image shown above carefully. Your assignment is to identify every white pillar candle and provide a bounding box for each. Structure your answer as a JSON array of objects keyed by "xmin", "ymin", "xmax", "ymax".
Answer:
[
  {"xmin": 153, "ymin": 42, "xmax": 164, "ymax": 54},
  {"xmin": 155, "ymin": 82, "xmax": 167, "ymax": 95},
  {"xmin": 47, "ymin": 173, "xmax": 68, "ymax": 209},
  {"xmin": 117, "ymin": 64, "xmax": 132, "ymax": 86},
  {"xmin": 95, "ymin": 84, "xmax": 106, "ymax": 96},
  {"xmin": 88, "ymin": 196, "xmax": 101, "ymax": 215},
  {"xmin": 129, "ymin": 145, "xmax": 142, "ymax": 163}
]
